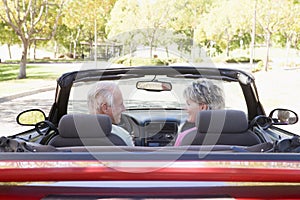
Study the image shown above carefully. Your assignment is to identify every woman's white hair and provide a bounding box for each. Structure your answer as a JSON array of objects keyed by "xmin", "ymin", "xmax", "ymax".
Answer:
[{"xmin": 183, "ymin": 79, "xmax": 225, "ymax": 110}]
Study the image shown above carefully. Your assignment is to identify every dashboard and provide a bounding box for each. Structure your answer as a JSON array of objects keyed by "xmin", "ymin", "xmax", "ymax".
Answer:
[{"xmin": 120, "ymin": 110, "xmax": 187, "ymax": 146}]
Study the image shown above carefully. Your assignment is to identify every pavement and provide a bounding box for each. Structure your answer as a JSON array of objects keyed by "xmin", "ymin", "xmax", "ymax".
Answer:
[{"xmin": 0, "ymin": 80, "xmax": 56, "ymax": 103}]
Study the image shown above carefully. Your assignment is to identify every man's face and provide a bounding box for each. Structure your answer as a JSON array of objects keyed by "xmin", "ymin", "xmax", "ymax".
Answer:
[{"xmin": 108, "ymin": 88, "xmax": 126, "ymax": 124}]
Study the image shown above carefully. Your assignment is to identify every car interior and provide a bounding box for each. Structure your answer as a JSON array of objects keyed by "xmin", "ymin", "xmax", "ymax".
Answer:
[{"xmin": 47, "ymin": 109, "xmax": 265, "ymax": 149}]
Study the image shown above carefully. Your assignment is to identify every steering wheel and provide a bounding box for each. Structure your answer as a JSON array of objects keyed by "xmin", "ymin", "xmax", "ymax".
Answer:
[
  {"xmin": 249, "ymin": 115, "xmax": 273, "ymax": 130},
  {"xmin": 35, "ymin": 120, "xmax": 59, "ymax": 136}
]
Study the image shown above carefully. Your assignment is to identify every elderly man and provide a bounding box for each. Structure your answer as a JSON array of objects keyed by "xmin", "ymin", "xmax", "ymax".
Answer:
[{"xmin": 87, "ymin": 81, "xmax": 134, "ymax": 146}]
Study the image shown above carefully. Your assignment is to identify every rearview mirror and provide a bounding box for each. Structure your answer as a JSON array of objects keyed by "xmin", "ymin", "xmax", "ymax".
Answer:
[
  {"xmin": 269, "ymin": 109, "xmax": 298, "ymax": 125},
  {"xmin": 136, "ymin": 81, "xmax": 172, "ymax": 91}
]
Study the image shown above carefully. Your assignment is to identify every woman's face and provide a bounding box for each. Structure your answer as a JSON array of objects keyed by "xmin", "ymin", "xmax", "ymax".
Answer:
[{"xmin": 185, "ymin": 99, "xmax": 207, "ymax": 123}]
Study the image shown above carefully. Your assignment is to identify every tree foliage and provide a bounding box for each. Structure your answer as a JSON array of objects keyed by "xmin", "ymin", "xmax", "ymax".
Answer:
[
  {"xmin": 62, "ymin": 0, "xmax": 116, "ymax": 58},
  {"xmin": 0, "ymin": 0, "xmax": 67, "ymax": 78},
  {"xmin": 2, "ymin": 0, "xmax": 300, "ymax": 72},
  {"xmin": 107, "ymin": 0, "xmax": 180, "ymax": 58},
  {"xmin": 194, "ymin": 0, "xmax": 252, "ymax": 57},
  {"xmin": 0, "ymin": 21, "xmax": 20, "ymax": 59}
]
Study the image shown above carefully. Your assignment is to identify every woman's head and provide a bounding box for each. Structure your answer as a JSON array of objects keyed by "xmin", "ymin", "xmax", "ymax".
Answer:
[{"xmin": 183, "ymin": 79, "xmax": 225, "ymax": 123}]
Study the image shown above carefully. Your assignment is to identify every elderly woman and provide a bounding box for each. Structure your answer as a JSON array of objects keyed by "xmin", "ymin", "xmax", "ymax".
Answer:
[{"xmin": 174, "ymin": 79, "xmax": 225, "ymax": 146}]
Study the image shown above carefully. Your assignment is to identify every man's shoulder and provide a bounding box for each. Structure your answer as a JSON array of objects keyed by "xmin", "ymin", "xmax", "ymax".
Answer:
[
  {"xmin": 112, "ymin": 125, "xmax": 134, "ymax": 146},
  {"xmin": 112, "ymin": 125, "xmax": 128, "ymax": 133}
]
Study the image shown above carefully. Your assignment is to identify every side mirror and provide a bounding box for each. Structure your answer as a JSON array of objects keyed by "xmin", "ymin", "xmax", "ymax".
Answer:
[
  {"xmin": 269, "ymin": 108, "xmax": 298, "ymax": 125},
  {"xmin": 16, "ymin": 109, "xmax": 46, "ymax": 126}
]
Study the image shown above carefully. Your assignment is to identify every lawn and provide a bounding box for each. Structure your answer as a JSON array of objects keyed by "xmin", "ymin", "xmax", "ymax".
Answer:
[{"xmin": 0, "ymin": 64, "xmax": 64, "ymax": 81}]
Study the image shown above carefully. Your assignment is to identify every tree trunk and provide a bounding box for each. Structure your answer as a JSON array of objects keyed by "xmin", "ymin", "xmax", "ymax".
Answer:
[
  {"xmin": 165, "ymin": 47, "xmax": 169, "ymax": 57},
  {"xmin": 33, "ymin": 41, "xmax": 37, "ymax": 60},
  {"xmin": 226, "ymin": 40, "xmax": 230, "ymax": 57},
  {"xmin": 150, "ymin": 44, "xmax": 153, "ymax": 58},
  {"xmin": 293, "ymin": 35, "xmax": 299, "ymax": 56},
  {"xmin": 7, "ymin": 44, "xmax": 12, "ymax": 59},
  {"xmin": 224, "ymin": 28, "xmax": 230, "ymax": 57},
  {"xmin": 18, "ymin": 41, "xmax": 28, "ymax": 79},
  {"xmin": 285, "ymin": 38, "xmax": 291, "ymax": 67},
  {"xmin": 89, "ymin": 42, "xmax": 93, "ymax": 60},
  {"xmin": 69, "ymin": 42, "xmax": 72, "ymax": 55},
  {"xmin": 149, "ymin": 29, "xmax": 156, "ymax": 58},
  {"xmin": 54, "ymin": 40, "xmax": 58, "ymax": 58},
  {"xmin": 149, "ymin": 34, "xmax": 154, "ymax": 58},
  {"xmin": 28, "ymin": 44, "xmax": 31, "ymax": 60},
  {"xmin": 130, "ymin": 43, "xmax": 133, "ymax": 57},
  {"xmin": 264, "ymin": 32, "xmax": 271, "ymax": 72},
  {"xmin": 73, "ymin": 41, "xmax": 77, "ymax": 59}
]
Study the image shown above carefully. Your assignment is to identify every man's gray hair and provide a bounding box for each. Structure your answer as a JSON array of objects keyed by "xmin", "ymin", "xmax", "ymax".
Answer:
[{"xmin": 87, "ymin": 81, "xmax": 118, "ymax": 114}]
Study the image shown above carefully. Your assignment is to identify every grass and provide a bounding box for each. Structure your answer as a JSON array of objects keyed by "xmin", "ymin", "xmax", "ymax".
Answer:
[{"xmin": 0, "ymin": 64, "xmax": 64, "ymax": 81}]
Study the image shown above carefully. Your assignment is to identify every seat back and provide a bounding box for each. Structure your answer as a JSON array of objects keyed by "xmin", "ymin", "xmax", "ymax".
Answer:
[
  {"xmin": 180, "ymin": 110, "xmax": 262, "ymax": 146},
  {"xmin": 48, "ymin": 114, "xmax": 126, "ymax": 147}
]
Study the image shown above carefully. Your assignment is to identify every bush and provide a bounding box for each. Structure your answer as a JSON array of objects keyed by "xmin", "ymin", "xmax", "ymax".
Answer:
[
  {"xmin": 112, "ymin": 57, "xmax": 188, "ymax": 66},
  {"xmin": 225, "ymin": 57, "xmax": 261, "ymax": 63},
  {"xmin": 125, "ymin": 57, "xmax": 165, "ymax": 66},
  {"xmin": 252, "ymin": 61, "xmax": 264, "ymax": 73}
]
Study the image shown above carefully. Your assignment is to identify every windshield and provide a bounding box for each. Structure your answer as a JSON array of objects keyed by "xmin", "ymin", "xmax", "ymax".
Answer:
[{"xmin": 68, "ymin": 75, "xmax": 247, "ymax": 114}]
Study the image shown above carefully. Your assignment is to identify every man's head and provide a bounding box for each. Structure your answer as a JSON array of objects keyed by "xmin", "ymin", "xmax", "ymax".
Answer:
[
  {"xmin": 87, "ymin": 81, "xmax": 125, "ymax": 124},
  {"xmin": 278, "ymin": 110, "xmax": 290, "ymax": 123}
]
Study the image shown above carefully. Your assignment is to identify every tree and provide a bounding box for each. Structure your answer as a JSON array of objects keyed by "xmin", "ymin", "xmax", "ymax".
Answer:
[
  {"xmin": 106, "ymin": 0, "xmax": 140, "ymax": 56},
  {"xmin": 0, "ymin": 0, "xmax": 67, "ymax": 79},
  {"xmin": 139, "ymin": 0, "xmax": 177, "ymax": 58},
  {"xmin": 168, "ymin": 0, "xmax": 214, "ymax": 59},
  {"xmin": 107, "ymin": 0, "xmax": 179, "ymax": 58},
  {"xmin": 62, "ymin": 0, "xmax": 116, "ymax": 59},
  {"xmin": 52, "ymin": 24, "xmax": 73, "ymax": 58},
  {"xmin": 255, "ymin": 0, "xmax": 288, "ymax": 71},
  {"xmin": 194, "ymin": 0, "xmax": 252, "ymax": 57},
  {"xmin": 276, "ymin": 1, "xmax": 300, "ymax": 66},
  {"xmin": 0, "ymin": 21, "xmax": 20, "ymax": 59}
]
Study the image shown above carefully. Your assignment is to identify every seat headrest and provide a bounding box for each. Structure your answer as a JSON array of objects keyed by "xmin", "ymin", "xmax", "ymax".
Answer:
[
  {"xmin": 58, "ymin": 114, "xmax": 112, "ymax": 138},
  {"xmin": 196, "ymin": 110, "xmax": 248, "ymax": 133}
]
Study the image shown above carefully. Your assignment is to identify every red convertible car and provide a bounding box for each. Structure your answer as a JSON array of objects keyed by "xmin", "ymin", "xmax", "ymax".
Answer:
[{"xmin": 1, "ymin": 65, "xmax": 300, "ymax": 199}]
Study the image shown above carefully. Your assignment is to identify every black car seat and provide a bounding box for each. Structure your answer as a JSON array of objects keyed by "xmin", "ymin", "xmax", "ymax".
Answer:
[
  {"xmin": 180, "ymin": 109, "xmax": 262, "ymax": 146},
  {"xmin": 48, "ymin": 114, "xmax": 127, "ymax": 147}
]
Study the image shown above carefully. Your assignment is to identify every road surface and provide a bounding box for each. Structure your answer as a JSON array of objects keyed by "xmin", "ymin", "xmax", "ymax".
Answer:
[{"xmin": 0, "ymin": 90, "xmax": 55, "ymax": 135}]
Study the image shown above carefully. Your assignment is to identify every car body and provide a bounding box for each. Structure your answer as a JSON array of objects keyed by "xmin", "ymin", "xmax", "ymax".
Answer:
[{"xmin": 0, "ymin": 64, "xmax": 300, "ymax": 199}]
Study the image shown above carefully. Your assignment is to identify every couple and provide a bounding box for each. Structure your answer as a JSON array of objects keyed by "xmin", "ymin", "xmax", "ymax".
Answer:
[{"xmin": 87, "ymin": 79, "xmax": 224, "ymax": 146}]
